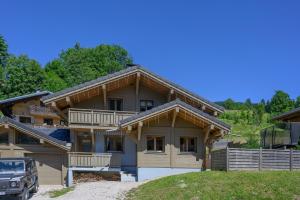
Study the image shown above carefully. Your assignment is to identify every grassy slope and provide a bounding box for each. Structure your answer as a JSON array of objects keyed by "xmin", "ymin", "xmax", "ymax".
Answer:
[
  {"xmin": 127, "ymin": 171, "xmax": 300, "ymax": 200},
  {"xmin": 220, "ymin": 111, "xmax": 273, "ymax": 146}
]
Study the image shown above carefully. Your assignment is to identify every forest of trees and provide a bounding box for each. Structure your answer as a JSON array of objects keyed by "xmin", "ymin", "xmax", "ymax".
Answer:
[{"xmin": 0, "ymin": 35, "xmax": 132, "ymax": 100}]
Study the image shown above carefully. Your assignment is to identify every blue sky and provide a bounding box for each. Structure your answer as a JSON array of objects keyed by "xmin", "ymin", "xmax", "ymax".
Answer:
[{"xmin": 1, "ymin": 0, "xmax": 300, "ymax": 102}]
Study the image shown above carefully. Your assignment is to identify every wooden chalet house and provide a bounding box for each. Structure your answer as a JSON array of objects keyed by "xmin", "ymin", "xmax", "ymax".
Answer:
[{"xmin": 0, "ymin": 65, "xmax": 230, "ymax": 185}]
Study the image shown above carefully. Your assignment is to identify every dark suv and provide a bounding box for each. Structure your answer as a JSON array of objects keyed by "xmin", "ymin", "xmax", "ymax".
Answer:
[{"xmin": 0, "ymin": 158, "xmax": 39, "ymax": 200}]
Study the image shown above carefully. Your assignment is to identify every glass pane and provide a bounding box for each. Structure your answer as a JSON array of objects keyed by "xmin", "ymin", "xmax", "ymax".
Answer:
[
  {"xmin": 0, "ymin": 132, "xmax": 8, "ymax": 144},
  {"xmin": 44, "ymin": 118, "xmax": 53, "ymax": 125},
  {"xmin": 106, "ymin": 136, "xmax": 123, "ymax": 151},
  {"xmin": 188, "ymin": 138, "xmax": 196, "ymax": 152},
  {"xmin": 140, "ymin": 101, "xmax": 146, "ymax": 106},
  {"xmin": 116, "ymin": 100, "xmax": 122, "ymax": 111},
  {"xmin": 16, "ymin": 131, "xmax": 39, "ymax": 145},
  {"xmin": 109, "ymin": 100, "xmax": 115, "ymax": 110},
  {"xmin": 180, "ymin": 137, "xmax": 186, "ymax": 152},
  {"xmin": 147, "ymin": 137, "xmax": 155, "ymax": 151},
  {"xmin": 156, "ymin": 137, "xmax": 164, "ymax": 152},
  {"xmin": 19, "ymin": 116, "xmax": 32, "ymax": 124}
]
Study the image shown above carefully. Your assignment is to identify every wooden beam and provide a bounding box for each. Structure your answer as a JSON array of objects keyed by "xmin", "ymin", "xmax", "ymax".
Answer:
[
  {"xmin": 171, "ymin": 107, "xmax": 180, "ymax": 127},
  {"xmin": 127, "ymin": 125, "xmax": 132, "ymax": 133},
  {"xmin": 4, "ymin": 124, "xmax": 9, "ymax": 129},
  {"xmin": 39, "ymin": 139, "xmax": 44, "ymax": 144},
  {"xmin": 136, "ymin": 72, "xmax": 141, "ymax": 111},
  {"xmin": 138, "ymin": 121, "xmax": 143, "ymax": 141},
  {"xmin": 213, "ymin": 111, "xmax": 218, "ymax": 117},
  {"xmin": 66, "ymin": 96, "xmax": 74, "ymax": 107},
  {"xmin": 168, "ymin": 89, "xmax": 174, "ymax": 102},
  {"xmin": 102, "ymin": 84, "xmax": 107, "ymax": 108},
  {"xmin": 201, "ymin": 105, "xmax": 206, "ymax": 111},
  {"xmin": 203, "ymin": 124, "xmax": 214, "ymax": 144},
  {"xmin": 51, "ymin": 102, "xmax": 67, "ymax": 120}
]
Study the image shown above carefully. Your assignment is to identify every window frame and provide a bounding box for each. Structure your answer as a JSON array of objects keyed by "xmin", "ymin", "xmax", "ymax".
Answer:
[
  {"xmin": 180, "ymin": 137, "xmax": 197, "ymax": 153},
  {"xmin": 104, "ymin": 135, "xmax": 123, "ymax": 153},
  {"xmin": 140, "ymin": 100, "xmax": 154, "ymax": 112},
  {"xmin": 0, "ymin": 131, "xmax": 9, "ymax": 145},
  {"xmin": 146, "ymin": 136, "xmax": 165, "ymax": 153},
  {"xmin": 108, "ymin": 98, "xmax": 123, "ymax": 111},
  {"xmin": 18, "ymin": 116, "xmax": 32, "ymax": 124},
  {"xmin": 43, "ymin": 118, "xmax": 53, "ymax": 126}
]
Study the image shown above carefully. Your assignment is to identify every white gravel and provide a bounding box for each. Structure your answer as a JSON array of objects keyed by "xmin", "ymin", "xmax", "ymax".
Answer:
[{"xmin": 30, "ymin": 181, "xmax": 142, "ymax": 200}]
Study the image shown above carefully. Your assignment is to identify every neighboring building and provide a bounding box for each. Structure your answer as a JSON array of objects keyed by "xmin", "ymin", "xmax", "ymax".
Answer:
[
  {"xmin": 261, "ymin": 108, "xmax": 300, "ymax": 149},
  {"xmin": 0, "ymin": 65, "xmax": 230, "ymax": 185}
]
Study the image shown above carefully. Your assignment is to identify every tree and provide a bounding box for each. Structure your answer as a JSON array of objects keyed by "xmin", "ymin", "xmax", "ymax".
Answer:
[
  {"xmin": 295, "ymin": 96, "xmax": 300, "ymax": 108},
  {"xmin": 43, "ymin": 71, "xmax": 67, "ymax": 92},
  {"xmin": 269, "ymin": 90, "xmax": 294, "ymax": 115},
  {"xmin": 244, "ymin": 98, "xmax": 253, "ymax": 110},
  {"xmin": 0, "ymin": 35, "xmax": 9, "ymax": 99},
  {"xmin": 223, "ymin": 98, "xmax": 235, "ymax": 110},
  {"xmin": 1, "ymin": 55, "xmax": 46, "ymax": 98},
  {"xmin": 0, "ymin": 35, "xmax": 8, "ymax": 69},
  {"xmin": 45, "ymin": 44, "xmax": 133, "ymax": 87}
]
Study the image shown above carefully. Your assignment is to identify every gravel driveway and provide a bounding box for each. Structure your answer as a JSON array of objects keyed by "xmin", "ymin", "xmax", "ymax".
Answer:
[{"xmin": 30, "ymin": 181, "xmax": 142, "ymax": 200}]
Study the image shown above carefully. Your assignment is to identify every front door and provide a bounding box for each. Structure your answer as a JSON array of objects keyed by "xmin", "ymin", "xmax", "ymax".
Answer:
[{"xmin": 77, "ymin": 133, "xmax": 92, "ymax": 152}]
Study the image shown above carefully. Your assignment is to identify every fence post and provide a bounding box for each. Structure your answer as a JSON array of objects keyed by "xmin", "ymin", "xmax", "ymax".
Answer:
[
  {"xmin": 290, "ymin": 149, "xmax": 293, "ymax": 171},
  {"xmin": 226, "ymin": 147, "xmax": 229, "ymax": 171},
  {"xmin": 259, "ymin": 147, "xmax": 262, "ymax": 171}
]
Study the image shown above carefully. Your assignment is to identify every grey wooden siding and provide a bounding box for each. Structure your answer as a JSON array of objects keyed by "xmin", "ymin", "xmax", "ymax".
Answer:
[{"xmin": 211, "ymin": 148, "xmax": 300, "ymax": 171}]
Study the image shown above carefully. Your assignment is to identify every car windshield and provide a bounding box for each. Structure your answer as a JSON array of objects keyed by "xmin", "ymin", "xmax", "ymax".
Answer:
[{"xmin": 0, "ymin": 160, "xmax": 25, "ymax": 174}]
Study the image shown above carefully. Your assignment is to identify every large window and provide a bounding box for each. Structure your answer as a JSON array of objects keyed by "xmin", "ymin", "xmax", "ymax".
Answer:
[
  {"xmin": 140, "ymin": 100, "xmax": 154, "ymax": 112},
  {"xmin": 180, "ymin": 137, "xmax": 197, "ymax": 153},
  {"xmin": 147, "ymin": 136, "xmax": 165, "ymax": 152},
  {"xmin": 105, "ymin": 136, "xmax": 123, "ymax": 152},
  {"xmin": 19, "ymin": 116, "xmax": 32, "ymax": 124},
  {"xmin": 108, "ymin": 99, "xmax": 123, "ymax": 111},
  {"xmin": 0, "ymin": 132, "xmax": 8, "ymax": 144},
  {"xmin": 15, "ymin": 131, "xmax": 40, "ymax": 145}
]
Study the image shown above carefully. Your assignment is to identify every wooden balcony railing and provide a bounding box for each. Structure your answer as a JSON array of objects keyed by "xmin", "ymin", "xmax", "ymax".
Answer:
[
  {"xmin": 68, "ymin": 108, "xmax": 136, "ymax": 127},
  {"xmin": 29, "ymin": 105, "xmax": 59, "ymax": 117},
  {"xmin": 68, "ymin": 152, "xmax": 121, "ymax": 168}
]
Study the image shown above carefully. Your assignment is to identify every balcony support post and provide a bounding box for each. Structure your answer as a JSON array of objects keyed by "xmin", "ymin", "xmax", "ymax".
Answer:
[
  {"xmin": 138, "ymin": 121, "xmax": 143, "ymax": 141},
  {"xmin": 102, "ymin": 85, "xmax": 107, "ymax": 109},
  {"xmin": 66, "ymin": 96, "xmax": 74, "ymax": 107},
  {"xmin": 136, "ymin": 72, "xmax": 141, "ymax": 111}
]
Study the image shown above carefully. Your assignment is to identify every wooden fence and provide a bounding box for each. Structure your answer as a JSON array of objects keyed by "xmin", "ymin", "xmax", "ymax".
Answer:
[{"xmin": 211, "ymin": 148, "xmax": 300, "ymax": 171}]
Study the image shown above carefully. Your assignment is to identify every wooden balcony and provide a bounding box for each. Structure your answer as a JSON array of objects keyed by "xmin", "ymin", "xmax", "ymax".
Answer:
[
  {"xmin": 68, "ymin": 152, "xmax": 122, "ymax": 168},
  {"xmin": 68, "ymin": 108, "xmax": 136, "ymax": 128},
  {"xmin": 29, "ymin": 105, "xmax": 59, "ymax": 118}
]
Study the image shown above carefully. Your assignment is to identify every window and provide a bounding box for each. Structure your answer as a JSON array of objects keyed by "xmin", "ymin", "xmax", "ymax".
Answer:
[
  {"xmin": 43, "ymin": 118, "xmax": 53, "ymax": 125},
  {"xmin": 180, "ymin": 137, "xmax": 197, "ymax": 153},
  {"xmin": 19, "ymin": 116, "xmax": 32, "ymax": 124},
  {"xmin": 108, "ymin": 99, "xmax": 123, "ymax": 111},
  {"xmin": 16, "ymin": 131, "xmax": 40, "ymax": 145},
  {"xmin": 147, "ymin": 136, "xmax": 165, "ymax": 152},
  {"xmin": 0, "ymin": 132, "xmax": 8, "ymax": 144},
  {"xmin": 105, "ymin": 136, "xmax": 123, "ymax": 152},
  {"xmin": 140, "ymin": 100, "xmax": 154, "ymax": 112}
]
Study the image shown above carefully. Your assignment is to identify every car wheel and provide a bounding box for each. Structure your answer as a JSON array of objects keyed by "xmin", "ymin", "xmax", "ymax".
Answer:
[
  {"xmin": 19, "ymin": 187, "xmax": 29, "ymax": 200},
  {"xmin": 32, "ymin": 181, "xmax": 39, "ymax": 193}
]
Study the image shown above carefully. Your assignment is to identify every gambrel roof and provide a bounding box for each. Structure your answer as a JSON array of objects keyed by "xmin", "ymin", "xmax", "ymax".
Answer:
[{"xmin": 41, "ymin": 65, "xmax": 224, "ymax": 113}]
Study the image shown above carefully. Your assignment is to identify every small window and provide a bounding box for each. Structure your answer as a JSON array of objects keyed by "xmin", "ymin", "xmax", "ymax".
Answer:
[
  {"xmin": 146, "ymin": 136, "xmax": 165, "ymax": 152},
  {"xmin": 16, "ymin": 131, "xmax": 40, "ymax": 145},
  {"xmin": 105, "ymin": 136, "xmax": 123, "ymax": 152},
  {"xmin": 0, "ymin": 132, "xmax": 9, "ymax": 144},
  {"xmin": 19, "ymin": 116, "xmax": 32, "ymax": 124},
  {"xmin": 108, "ymin": 99, "xmax": 123, "ymax": 111},
  {"xmin": 140, "ymin": 100, "xmax": 154, "ymax": 112},
  {"xmin": 43, "ymin": 118, "xmax": 53, "ymax": 125},
  {"xmin": 180, "ymin": 137, "xmax": 197, "ymax": 153}
]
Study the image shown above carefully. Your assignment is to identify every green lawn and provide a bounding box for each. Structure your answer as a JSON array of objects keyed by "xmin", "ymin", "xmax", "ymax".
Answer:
[{"xmin": 126, "ymin": 171, "xmax": 300, "ymax": 200}]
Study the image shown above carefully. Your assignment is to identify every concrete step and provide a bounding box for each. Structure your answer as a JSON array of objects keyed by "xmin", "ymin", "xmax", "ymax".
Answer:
[{"xmin": 120, "ymin": 171, "xmax": 137, "ymax": 182}]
